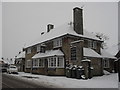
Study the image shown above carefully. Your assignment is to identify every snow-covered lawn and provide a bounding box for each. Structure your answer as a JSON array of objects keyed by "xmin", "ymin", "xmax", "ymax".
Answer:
[{"xmin": 5, "ymin": 72, "xmax": 118, "ymax": 88}]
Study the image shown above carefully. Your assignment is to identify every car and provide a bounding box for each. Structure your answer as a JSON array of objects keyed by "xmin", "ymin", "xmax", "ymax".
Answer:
[{"xmin": 7, "ymin": 65, "xmax": 18, "ymax": 74}]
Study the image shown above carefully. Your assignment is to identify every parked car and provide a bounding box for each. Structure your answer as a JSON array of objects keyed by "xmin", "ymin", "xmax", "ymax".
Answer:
[{"xmin": 7, "ymin": 65, "xmax": 18, "ymax": 74}]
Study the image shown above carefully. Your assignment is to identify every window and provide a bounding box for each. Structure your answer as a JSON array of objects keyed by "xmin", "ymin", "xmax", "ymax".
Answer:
[
  {"xmin": 57, "ymin": 57, "xmax": 64, "ymax": 67},
  {"xmin": 71, "ymin": 47, "xmax": 76, "ymax": 60},
  {"xmin": 103, "ymin": 59, "xmax": 109, "ymax": 68},
  {"xmin": 93, "ymin": 41, "xmax": 97, "ymax": 49},
  {"xmin": 88, "ymin": 40, "xmax": 93, "ymax": 48},
  {"xmin": 37, "ymin": 45, "xmax": 41, "ymax": 52},
  {"xmin": 48, "ymin": 56, "xmax": 64, "ymax": 68},
  {"xmin": 27, "ymin": 48, "xmax": 31, "ymax": 54},
  {"xmin": 40, "ymin": 46, "xmax": 45, "ymax": 53},
  {"xmin": 53, "ymin": 38, "xmax": 62, "ymax": 48},
  {"xmin": 33, "ymin": 59, "xmax": 39, "ymax": 68},
  {"xmin": 39, "ymin": 58, "xmax": 44, "ymax": 67},
  {"xmin": 48, "ymin": 57, "xmax": 56, "ymax": 67},
  {"xmin": 26, "ymin": 60, "xmax": 32, "ymax": 68},
  {"xmin": 37, "ymin": 45, "xmax": 45, "ymax": 53}
]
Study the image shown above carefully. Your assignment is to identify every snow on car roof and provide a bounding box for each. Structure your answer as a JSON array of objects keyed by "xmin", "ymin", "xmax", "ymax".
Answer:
[{"xmin": 25, "ymin": 23, "xmax": 101, "ymax": 48}]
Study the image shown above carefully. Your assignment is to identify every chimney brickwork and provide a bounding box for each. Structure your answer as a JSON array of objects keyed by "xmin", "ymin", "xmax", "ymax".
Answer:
[
  {"xmin": 47, "ymin": 24, "xmax": 54, "ymax": 32},
  {"xmin": 73, "ymin": 7, "xmax": 83, "ymax": 35}
]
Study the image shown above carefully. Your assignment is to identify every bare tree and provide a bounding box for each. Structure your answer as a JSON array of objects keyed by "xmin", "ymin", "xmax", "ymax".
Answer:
[{"xmin": 95, "ymin": 32, "xmax": 109, "ymax": 49}]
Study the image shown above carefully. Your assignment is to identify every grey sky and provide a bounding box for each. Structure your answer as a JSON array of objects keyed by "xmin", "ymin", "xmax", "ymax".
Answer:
[
  {"xmin": 2, "ymin": 2, "xmax": 118, "ymax": 59},
  {"xmin": 0, "ymin": 2, "xmax": 1, "ymax": 59}
]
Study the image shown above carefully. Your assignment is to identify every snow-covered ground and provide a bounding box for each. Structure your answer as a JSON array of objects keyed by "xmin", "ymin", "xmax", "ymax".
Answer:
[
  {"xmin": 118, "ymin": 82, "xmax": 120, "ymax": 90},
  {"xmin": 5, "ymin": 72, "xmax": 118, "ymax": 88}
]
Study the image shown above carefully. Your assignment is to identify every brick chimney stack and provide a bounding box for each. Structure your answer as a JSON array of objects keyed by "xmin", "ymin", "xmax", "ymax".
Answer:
[
  {"xmin": 47, "ymin": 24, "xmax": 54, "ymax": 32},
  {"xmin": 73, "ymin": 7, "xmax": 83, "ymax": 35}
]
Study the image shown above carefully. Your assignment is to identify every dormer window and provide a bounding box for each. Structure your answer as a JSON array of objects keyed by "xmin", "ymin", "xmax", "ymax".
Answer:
[
  {"xmin": 53, "ymin": 38, "xmax": 62, "ymax": 48},
  {"xmin": 27, "ymin": 48, "xmax": 31, "ymax": 54}
]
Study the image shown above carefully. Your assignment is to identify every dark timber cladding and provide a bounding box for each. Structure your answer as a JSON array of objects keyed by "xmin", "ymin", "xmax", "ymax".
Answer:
[{"xmin": 73, "ymin": 7, "xmax": 83, "ymax": 35}]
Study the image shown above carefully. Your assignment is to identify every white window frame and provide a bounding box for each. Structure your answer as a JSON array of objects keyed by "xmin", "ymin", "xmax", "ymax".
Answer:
[
  {"xmin": 39, "ymin": 58, "xmax": 45, "ymax": 68},
  {"xmin": 27, "ymin": 48, "xmax": 31, "ymax": 54},
  {"xmin": 71, "ymin": 46, "xmax": 77, "ymax": 60},
  {"xmin": 37, "ymin": 45, "xmax": 41, "ymax": 52},
  {"xmin": 26, "ymin": 60, "xmax": 32, "ymax": 68},
  {"xmin": 103, "ymin": 59, "xmax": 109, "ymax": 68},
  {"xmin": 53, "ymin": 38, "xmax": 62, "ymax": 48},
  {"xmin": 57, "ymin": 57, "xmax": 64, "ymax": 68},
  {"xmin": 33, "ymin": 59, "xmax": 39, "ymax": 68},
  {"xmin": 48, "ymin": 56, "xmax": 64, "ymax": 68}
]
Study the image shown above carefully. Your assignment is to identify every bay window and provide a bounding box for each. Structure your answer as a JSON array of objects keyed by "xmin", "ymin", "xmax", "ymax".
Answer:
[
  {"xmin": 48, "ymin": 56, "xmax": 64, "ymax": 68},
  {"xmin": 57, "ymin": 57, "xmax": 64, "ymax": 67},
  {"xmin": 33, "ymin": 59, "xmax": 39, "ymax": 68},
  {"xmin": 39, "ymin": 58, "xmax": 44, "ymax": 67},
  {"xmin": 33, "ymin": 58, "xmax": 44, "ymax": 68}
]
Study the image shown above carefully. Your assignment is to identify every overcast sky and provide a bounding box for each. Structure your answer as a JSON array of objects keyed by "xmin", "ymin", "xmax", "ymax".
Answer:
[{"xmin": 2, "ymin": 2, "xmax": 118, "ymax": 59}]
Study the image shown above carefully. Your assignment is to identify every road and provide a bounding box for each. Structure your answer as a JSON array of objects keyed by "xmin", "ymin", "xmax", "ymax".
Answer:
[{"xmin": 2, "ymin": 73, "xmax": 47, "ymax": 89}]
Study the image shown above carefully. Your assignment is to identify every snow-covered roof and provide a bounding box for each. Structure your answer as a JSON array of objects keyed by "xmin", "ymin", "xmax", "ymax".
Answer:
[
  {"xmin": 101, "ymin": 48, "xmax": 117, "ymax": 59},
  {"xmin": 2, "ymin": 59, "xmax": 10, "ymax": 64},
  {"xmin": 83, "ymin": 48, "xmax": 103, "ymax": 58},
  {"xmin": 0, "ymin": 59, "xmax": 4, "ymax": 62},
  {"xmin": 25, "ymin": 23, "xmax": 101, "ymax": 48},
  {"xmin": 106, "ymin": 44, "xmax": 118, "ymax": 56},
  {"xmin": 16, "ymin": 51, "xmax": 25, "ymax": 59},
  {"xmin": 32, "ymin": 49, "xmax": 64, "ymax": 59}
]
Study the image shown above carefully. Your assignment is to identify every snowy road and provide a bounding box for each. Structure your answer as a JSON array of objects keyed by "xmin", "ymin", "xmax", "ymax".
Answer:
[
  {"xmin": 2, "ymin": 73, "xmax": 47, "ymax": 89},
  {"xmin": 2, "ymin": 72, "xmax": 119, "ymax": 89}
]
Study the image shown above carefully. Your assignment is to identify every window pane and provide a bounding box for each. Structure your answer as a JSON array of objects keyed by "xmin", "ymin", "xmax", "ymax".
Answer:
[
  {"xmin": 71, "ymin": 47, "xmax": 76, "ymax": 60},
  {"xmin": 53, "ymin": 38, "xmax": 62, "ymax": 48},
  {"xmin": 57, "ymin": 57, "xmax": 64, "ymax": 67},
  {"xmin": 27, "ymin": 48, "xmax": 31, "ymax": 54},
  {"xmin": 37, "ymin": 45, "xmax": 41, "ymax": 52}
]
